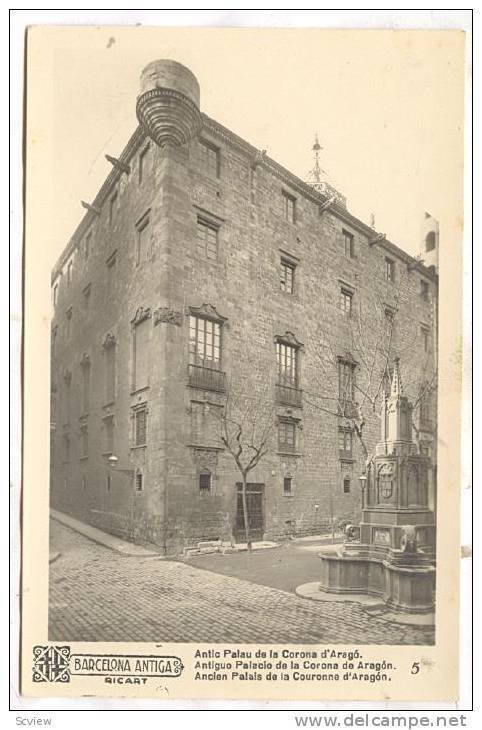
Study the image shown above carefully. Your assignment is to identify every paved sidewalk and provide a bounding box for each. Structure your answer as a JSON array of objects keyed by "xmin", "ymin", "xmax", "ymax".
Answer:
[
  {"xmin": 50, "ymin": 509, "xmax": 161, "ymax": 557},
  {"xmin": 49, "ymin": 521, "xmax": 434, "ymax": 645}
]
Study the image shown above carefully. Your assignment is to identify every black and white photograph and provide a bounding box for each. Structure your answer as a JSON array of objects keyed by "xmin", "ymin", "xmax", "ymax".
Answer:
[{"xmin": 16, "ymin": 16, "xmax": 469, "ymax": 705}]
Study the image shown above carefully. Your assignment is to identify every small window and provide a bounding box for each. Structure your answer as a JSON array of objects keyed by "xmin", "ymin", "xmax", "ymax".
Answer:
[
  {"xmin": 62, "ymin": 434, "xmax": 70, "ymax": 462},
  {"xmin": 421, "ymin": 280, "xmax": 429, "ymax": 301},
  {"xmin": 343, "ymin": 230, "xmax": 354, "ymax": 258},
  {"xmin": 106, "ymin": 475, "xmax": 111, "ymax": 492},
  {"xmin": 67, "ymin": 261, "xmax": 73, "ymax": 285},
  {"xmin": 109, "ymin": 191, "xmax": 118, "ymax": 225},
  {"xmin": 421, "ymin": 326, "xmax": 430, "ymax": 353},
  {"xmin": 425, "ymin": 231, "xmax": 436, "ymax": 252},
  {"xmin": 338, "ymin": 359, "xmax": 355, "ymax": 404},
  {"xmin": 280, "ymin": 259, "xmax": 295, "ymax": 294},
  {"xmin": 80, "ymin": 425, "xmax": 88, "ymax": 458},
  {"xmin": 199, "ymin": 469, "xmax": 212, "ymax": 493},
  {"xmin": 196, "ymin": 218, "xmax": 218, "ymax": 261},
  {"xmin": 282, "ymin": 191, "xmax": 296, "ymax": 223},
  {"xmin": 82, "ymin": 475, "xmax": 87, "ymax": 491},
  {"xmin": 103, "ymin": 415, "xmax": 114, "ymax": 455},
  {"xmin": 385, "ymin": 257, "xmax": 395, "ymax": 282},
  {"xmin": 136, "ymin": 213, "xmax": 150, "ymax": 265},
  {"xmin": 199, "ymin": 141, "xmax": 220, "ymax": 178},
  {"xmin": 53, "ymin": 284, "xmax": 58, "ymax": 308},
  {"xmin": 83, "ymin": 283, "xmax": 91, "ymax": 311},
  {"xmin": 139, "ymin": 144, "xmax": 150, "ymax": 184},
  {"xmin": 278, "ymin": 420, "xmax": 297, "ymax": 453},
  {"xmin": 340, "ymin": 288, "xmax": 353, "ymax": 316},
  {"xmin": 106, "ymin": 251, "xmax": 117, "ymax": 285},
  {"xmin": 135, "ymin": 408, "xmax": 147, "ymax": 446},
  {"xmin": 283, "ymin": 477, "xmax": 292, "ymax": 495},
  {"xmin": 338, "ymin": 428, "xmax": 353, "ymax": 458},
  {"xmin": 343, "ymin": 477, "xmax": 351, "ymax": 494},
  {"xmin": 85, "ymin": 231, "xmax": 92, "ymax": 260},
  {"xmin": 66, "ymin": 308, "xmax": 73, "ymax": 339},
  {"xmin": 136, "ymin": 472, "xmax": 143, "ymax": 492}
]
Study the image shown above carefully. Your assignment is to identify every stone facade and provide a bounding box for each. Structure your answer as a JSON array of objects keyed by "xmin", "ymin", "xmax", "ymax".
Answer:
[{"xmin": 50, "ymin": 60, "xmax": 438, "ymax": 554}]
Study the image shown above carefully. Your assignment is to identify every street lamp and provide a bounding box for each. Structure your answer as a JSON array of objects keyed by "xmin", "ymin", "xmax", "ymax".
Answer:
[
  {"xmin": 359, "ymin": 473, "xmax": 367, "ymax": 510},
  {"xmin": 107, "ymin": 454, "xmax": 136, "ymax": 477}
]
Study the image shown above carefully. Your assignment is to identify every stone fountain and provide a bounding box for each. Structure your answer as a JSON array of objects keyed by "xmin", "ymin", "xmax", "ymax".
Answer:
[{"xmin": 319, "ymin": 359, "xmax": 436, "ymax": 613}]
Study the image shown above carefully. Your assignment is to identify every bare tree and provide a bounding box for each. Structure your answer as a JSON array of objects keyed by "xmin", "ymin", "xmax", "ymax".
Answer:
[
  {"xmin": 215, "ymin": 373, "xmax": 277, "ymax": 551},
  {"xmin": 305, "ymin": 266, "xmax": 437, "ymax": 479}
]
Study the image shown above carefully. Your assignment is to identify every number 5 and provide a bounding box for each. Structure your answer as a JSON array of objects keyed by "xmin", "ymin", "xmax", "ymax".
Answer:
[{"xmin": 411, "ymin": 662, "xmax": 420, "ymax": 675}]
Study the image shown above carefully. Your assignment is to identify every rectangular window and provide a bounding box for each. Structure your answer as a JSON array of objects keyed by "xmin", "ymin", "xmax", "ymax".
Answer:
[
  {"xmin": 338, "ymin": 428, "xmax": 353, "ymax": 458},
  {"xmin": 343, "ymin": 230, "xmax": 354, "ymax": 258},
  {"xmin": 106, "ymin": 475, "xmax": 111, "ymax": 492},
  {"xmin": 139, "ymin": 144, "xmax": 150, "ymax": 184},
  {"xmin": 83, "ymin": 283, "xmax": 91, "ymax": 311},
  {"xmin": 67, "ymin": 261, "xmax": 73, "ymax": 285},
  {"xmin": 105, "ymin": 343, "xmax": 116, "ymax": 404},
  {"xmin": 280, "ymin": 259, "xmax": 295, "ymax": 293},
  {"xmin": 85, "ymin": 231, "xmax": 92, "ymax": 260},
  {"xmin": 135, "ymin": 408, "xmax": 147, "ymax": 447},
  {"xmin": 53, "ymin": 284, "xmax": 58, "ymax": 308},
  {"xmin": 338, "ymin": 360, "xmax": 355, "ymax": 404},
  {"xmin": 81, "ymin": 362, "xmax": 90, "ymax": 414},
  {"xmin": 385, "ymin": 257, "xmax": 395, "ymax": 282},
  {"xmin": 421, "ymin": 280, "xmax": 429, "ymax": 301},
  {"xmin": 82, "ymin": 475, "xmax": 87, "ymax": 491},
  {"xmin": 199, "ymin": 470, "xmax": 212, "ymax": 493},
  {"xmin": 282, "ymin": 190, "xmax": 296, "ymax": 223},
  {"xmin": 136, "ymin": 472, "xmax": 143, "ymax": 492},
  {"xmin": 63, "ymin": 377, "xmax": 71, "ymax": 425},
  {"xmin": 63, "ymin": 434, "xmax": 70, "ymax": 462},
  {"xmin": 66, "ymin": 308, "xmax": 72, "ymax": 339},
  {"xmin": 106, "ymin": 251, "xmax": 117, "ymax": 286},
  {"xmin": 340, "ymin": 288, "xmax": 353, "ymax": 316},
  {"xmin": 136, "ymin": 213, "xmax": 150, "ymax": 264},
  {"xmin": 104, "ymin": 415, "xmax": 114, "ymax": 455},
  {"xmin": 196, "ymin": 218, "xmax": 218, "ymax": 261},
  {"xmin": 278, "ymin": 420, "xmax": 296, "ymax": 453},
  {"xmin": 133, "ymin": 318, "xmax": 150, "ymax": 390},
  {"xmin": 343, "ymin": 476, "xmax": 351, "ymax": 494},
  {"xmin": 421, "ymin": 326, "xmax": 430, "ymax": 353},
  {"xmin": 199, "ymin": 141, "xmax": 220, "ymax": 178},
  {"xmin": 109, "ymin": 191, "xmax": 118, "ymax": 225},
  {"xmin": 276, "ymin": 341, "xmax": 298, "ymax": 387},
  {"xmin": 283, "ymin": 477, "xmax": 292, "ymax": 494},
  {"xmin": 189, "ymin": 316, "xmax": 221, "ymax": 369},
  {"xmin": 80, "ymin": 425, "xmax": 88, "ymax": 458}
]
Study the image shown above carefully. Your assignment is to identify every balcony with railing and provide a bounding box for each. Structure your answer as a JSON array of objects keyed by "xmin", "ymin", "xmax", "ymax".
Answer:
[
  {"xmin": 188, "ymin": 363, "xmax": 226, "ymax": 393},
  {"xmin": 276, "ymin": 382, "xmax": 302, "ymax": 408}
]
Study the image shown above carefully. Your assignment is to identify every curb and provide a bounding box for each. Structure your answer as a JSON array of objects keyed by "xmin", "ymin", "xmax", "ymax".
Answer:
[{"xmin": 50, "ymin": 509, "xmax": 163, "ymax": 558}]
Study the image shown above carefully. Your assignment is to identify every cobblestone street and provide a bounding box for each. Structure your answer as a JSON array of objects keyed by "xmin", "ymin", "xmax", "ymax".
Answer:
[{"xmin": 49, "ymin": 521, "xmax": 434, "ymax": 645}]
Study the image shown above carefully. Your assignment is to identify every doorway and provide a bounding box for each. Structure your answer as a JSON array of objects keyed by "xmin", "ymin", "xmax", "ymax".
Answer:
[{"xmin": 234, "ymin": 482, "xmax": 265, "ymax": 542}]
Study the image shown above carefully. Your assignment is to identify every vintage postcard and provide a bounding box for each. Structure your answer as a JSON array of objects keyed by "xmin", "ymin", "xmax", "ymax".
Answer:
[{"xmin": 19, "ymin": 24, "xmax": 467, "ymax": 703}]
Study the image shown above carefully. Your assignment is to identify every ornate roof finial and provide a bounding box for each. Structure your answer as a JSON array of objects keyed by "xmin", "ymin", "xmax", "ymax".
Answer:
[
  {"xmin": 390, "ymin": 357, "xmax": 403, "ymax": 397},
  {"xmin": 306, "ymin": 133, "xmax": 327, "ymax": 188}
]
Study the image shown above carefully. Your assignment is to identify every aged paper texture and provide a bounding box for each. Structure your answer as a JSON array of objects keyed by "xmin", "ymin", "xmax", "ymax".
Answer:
[{"xmin": 21, "ymin": 25, "xmax": 465, "ymax": 702}]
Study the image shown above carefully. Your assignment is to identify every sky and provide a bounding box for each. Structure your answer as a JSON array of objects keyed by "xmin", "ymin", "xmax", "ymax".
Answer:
[{"xmin": 29, "ymin": 25, "xmax": 465, "ymax": 267}]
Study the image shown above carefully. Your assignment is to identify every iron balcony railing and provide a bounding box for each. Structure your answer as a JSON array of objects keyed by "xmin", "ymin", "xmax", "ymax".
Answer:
[
  {"xmin": 188, "ymin": 363, "xmax": 226, "ymax": 392},
  {"xmin": 276, "ymin": 382, "xmax": 303, "ymax": 408}
]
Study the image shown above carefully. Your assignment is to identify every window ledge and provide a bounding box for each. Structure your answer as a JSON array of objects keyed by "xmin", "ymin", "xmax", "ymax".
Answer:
[
  {"xmin": 277, "ymin": 451, "xmax": 302, "ymax": 458},
  {"xmin": 131, "ymin": 444, "xmax": 147, "ymax": 450},
  {"xmin": 102, "ymin": 401, "xmax": 116, "ymax": 409},
  {"xmin": 79, "ymin": 455, "xmax": 88, "ymax": 461},
  {"xmin": 130, "ymin": 386, "xmax": 149, "ymax": 396}
]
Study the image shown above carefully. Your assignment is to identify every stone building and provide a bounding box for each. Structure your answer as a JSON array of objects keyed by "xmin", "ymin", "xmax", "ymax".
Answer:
[{"xmin": 50, "ymin": 60, "xmax": 438, "ymax": 553}]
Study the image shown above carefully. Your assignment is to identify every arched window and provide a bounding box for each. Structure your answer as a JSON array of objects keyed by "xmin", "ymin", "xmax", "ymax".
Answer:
[{"xmin": 425, "ymin": 231, "xmax": 436, "ymax": 252}]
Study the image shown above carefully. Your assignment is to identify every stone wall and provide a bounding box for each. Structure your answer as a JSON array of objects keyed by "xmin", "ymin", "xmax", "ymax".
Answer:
[{"xmin": 50, "ymin": 114, "xmax": 437, "ymax": 553}]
